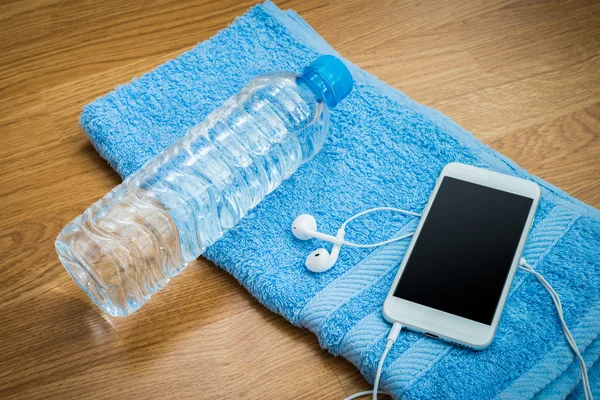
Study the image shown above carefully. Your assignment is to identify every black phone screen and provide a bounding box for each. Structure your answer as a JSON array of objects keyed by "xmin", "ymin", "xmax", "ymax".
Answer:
[{"xmin": 393, "ymin": 176, "xmax": 534, "ymax": 325}]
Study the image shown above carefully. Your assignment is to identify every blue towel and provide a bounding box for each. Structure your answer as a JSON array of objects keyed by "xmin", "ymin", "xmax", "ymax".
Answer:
[{"xmin": 80, "ymin": 2, "xmax": 600, "ymax": 398}]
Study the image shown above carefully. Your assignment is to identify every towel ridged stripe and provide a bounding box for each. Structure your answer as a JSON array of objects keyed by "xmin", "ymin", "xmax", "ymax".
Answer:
[
  {"xmin": 340, "ymin": 312, "xmax": 390, "ymax": 368},
  {"xmin": 497, "ymin": 301, "xmax": 600, "ymax": 399}
]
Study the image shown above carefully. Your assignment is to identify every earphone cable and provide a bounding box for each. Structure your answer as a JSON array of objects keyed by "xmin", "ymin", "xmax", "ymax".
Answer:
[
  {"xmin": 519, "ymin": 258, "xmax": 594, "ymax": 400},
  {"xmin": 340, "ymin": 207, "xmax": 421, "ymax": 249},
  {"xmin": 341, "ymin": 232, "xmax": 415, "ymax": 248},
  {"xmin": 341, "ymin": 207, "xmax": 421, "ymax": 230}
]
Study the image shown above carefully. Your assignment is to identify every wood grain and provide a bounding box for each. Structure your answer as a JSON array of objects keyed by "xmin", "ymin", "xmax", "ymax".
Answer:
[{"xmin": 0, "ymin": 0, "xmax": 598, "ymax": 398}]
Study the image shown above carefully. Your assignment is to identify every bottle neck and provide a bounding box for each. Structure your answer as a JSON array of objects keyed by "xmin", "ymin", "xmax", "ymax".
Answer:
[{"xmin": 298, "ymin": 71, "xmax": 336, "ymax": 109}]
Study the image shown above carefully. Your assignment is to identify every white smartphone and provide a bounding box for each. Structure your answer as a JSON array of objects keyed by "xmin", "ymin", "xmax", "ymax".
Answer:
[{"xmin": 383, "ymin": 162, "xmax": 541, "ymax": 350}]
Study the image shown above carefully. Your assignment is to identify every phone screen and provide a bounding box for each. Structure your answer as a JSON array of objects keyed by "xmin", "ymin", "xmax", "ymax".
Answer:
[{"xmin": 393, "ymin": 176, "xmax": 534, "ymax": 325}]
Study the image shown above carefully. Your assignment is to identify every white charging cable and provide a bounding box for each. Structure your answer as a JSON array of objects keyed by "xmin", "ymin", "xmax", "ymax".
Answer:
[
  {"xmin": 343, "ymin": 259, "xmax": 594, "ymax": 400},
  {"xmin": 344, "ymin": 322, "xmax": 402, "ymax": 400},
  {"xmin": 518, "ymin": 258, "xmax": 594, "ymax": 400}
]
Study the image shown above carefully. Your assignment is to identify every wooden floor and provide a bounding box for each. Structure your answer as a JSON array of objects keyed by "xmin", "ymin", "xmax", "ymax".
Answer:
[{"xmin": 1, "ymin": 0, "xmax": 599, "ymax": 398}]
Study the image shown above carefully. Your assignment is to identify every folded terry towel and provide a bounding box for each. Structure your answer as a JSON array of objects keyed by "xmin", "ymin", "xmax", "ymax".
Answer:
[{"xmin": 80, "ymin": 2, "xmax": 600, "ymax": 398}]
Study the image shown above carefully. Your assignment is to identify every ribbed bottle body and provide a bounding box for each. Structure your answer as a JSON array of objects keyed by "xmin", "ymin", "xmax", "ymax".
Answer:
[{"xmin": 56, "ymin": 72, "xmax": 329, "ymax": 316}]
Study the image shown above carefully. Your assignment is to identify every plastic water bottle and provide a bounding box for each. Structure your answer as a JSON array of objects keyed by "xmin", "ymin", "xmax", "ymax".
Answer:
[{"xmin": 55, "ymin": 55, "xmax": 353, "ymax": 316}]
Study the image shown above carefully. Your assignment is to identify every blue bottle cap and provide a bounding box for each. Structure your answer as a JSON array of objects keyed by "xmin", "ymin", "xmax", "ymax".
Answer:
[{"xmin": 301, "ymin": 55, "xmax": 353, "ymax": 109}]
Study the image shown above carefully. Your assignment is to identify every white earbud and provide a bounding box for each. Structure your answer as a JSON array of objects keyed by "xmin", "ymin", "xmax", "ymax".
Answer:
[
  {"xmin": 291, "ymin": 214, "xmax": 345, "ymax": 273},
  {"xmin": 291, "ymin": 214, "xmax": 344, "ymax": 244},
  {"xmin": 291, "ymin": 214, "xmax": 317, "ymax": 240},
  {"xmin": 305, "ymin": 228, "xmax": 345, "ymax": 273}
]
